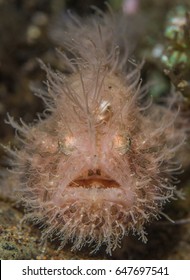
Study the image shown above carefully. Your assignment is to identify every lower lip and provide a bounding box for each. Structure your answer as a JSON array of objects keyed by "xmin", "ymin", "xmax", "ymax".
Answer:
[{"xmin": 53, "ymin": 185, "xmax": 135, "ymax": 209}]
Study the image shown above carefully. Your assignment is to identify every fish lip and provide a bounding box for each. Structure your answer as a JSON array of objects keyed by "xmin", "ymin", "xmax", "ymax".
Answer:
[{"xmin": 69, "ymin": 172, "xmax": 121, "ymax": 189}]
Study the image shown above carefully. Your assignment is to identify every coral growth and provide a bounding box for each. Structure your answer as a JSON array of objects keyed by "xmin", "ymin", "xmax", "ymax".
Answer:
[{"xmin": 2, "ymin": 12, "xmax": 186, "ymax": 254}]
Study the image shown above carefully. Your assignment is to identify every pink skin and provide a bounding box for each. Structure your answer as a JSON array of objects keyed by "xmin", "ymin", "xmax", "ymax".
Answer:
[{"xmin": 2, "ymin": 12, "xmax": 186, "ymax": 255}]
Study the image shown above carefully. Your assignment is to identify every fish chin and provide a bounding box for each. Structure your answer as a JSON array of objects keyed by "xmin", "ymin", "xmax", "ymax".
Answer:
[{"xmin": 50, "ymin": 192, "xmax": 136, "ymax": 254}]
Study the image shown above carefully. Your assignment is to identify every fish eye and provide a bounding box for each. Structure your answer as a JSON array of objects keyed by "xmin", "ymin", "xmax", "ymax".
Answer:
[
  {"xmin": 58, "ymin": 135, "xmax": 75, "ymax": 155},
  {"xmin": 113, "ymin": 133, "xmax": 131, "ymax": 155}
]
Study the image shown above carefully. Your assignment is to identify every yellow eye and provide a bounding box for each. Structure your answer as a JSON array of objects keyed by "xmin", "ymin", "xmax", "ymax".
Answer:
[{"xmin": 113, "ymin": 133, "xmax": 131, "ymax": 155}]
